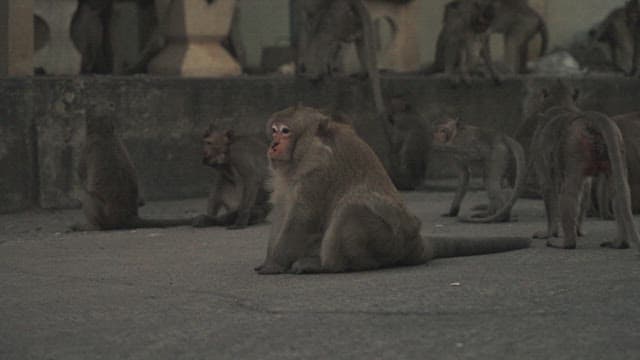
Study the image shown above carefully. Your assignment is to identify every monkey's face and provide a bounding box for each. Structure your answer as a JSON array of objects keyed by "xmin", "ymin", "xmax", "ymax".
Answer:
[
  {"xmin": 202, "ymin": 130, "xmax": 232, "ymax": 167},
  {"xmin": 268, "ymin": 122, "xmax": 293, "ymax": 161},
  {"xmin": 433, "ymin": 119, "xmax": 458, "ymax": 144}
]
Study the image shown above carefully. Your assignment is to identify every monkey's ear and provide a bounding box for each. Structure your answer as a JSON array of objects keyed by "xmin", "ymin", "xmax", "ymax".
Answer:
[{"xmin": 315, "ymin": 115, "xmax": 331, "ymax": 137}]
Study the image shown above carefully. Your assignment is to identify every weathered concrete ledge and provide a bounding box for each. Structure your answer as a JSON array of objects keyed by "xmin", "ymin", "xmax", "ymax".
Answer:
[{"xmin": 1, "ymin": 74, "xmax": 639, "ymax": 213}]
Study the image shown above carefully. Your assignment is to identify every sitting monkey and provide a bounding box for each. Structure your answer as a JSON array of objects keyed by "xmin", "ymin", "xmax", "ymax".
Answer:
[
  {"xmin": 255, "ymin": 105, "xmax": 530, "ymax": 274},
  {"xmin": 193, "ymin": 127, "xmax": 271, "ymax": 229}
]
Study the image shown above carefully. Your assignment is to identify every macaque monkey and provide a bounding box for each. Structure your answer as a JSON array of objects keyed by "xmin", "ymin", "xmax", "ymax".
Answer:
[
  {"xmin": 70, "ymin": 0, "xmax": 114, "ymax": 74},
  {"xmin": 424, "ymin": 0, "xmax": 501, "ymax": 85},
  {"xmin": 627, "ymin": 0, "xmax": 640, "ymax": 76},
  {"xmin": 72, "ymin": 100, "xmax": 192, "ymax": 231},
  {"xmin": 431, "ymin": 118, "xmax": 525, "ymax": 223},
  {"xmin": 293, "ymin": 0, "xmax": 384, "ymax": 113},
  {"xmin": 485, "ymin": 0, "xmax": 549, "ymax": 74},
  {"xmin": 592, "ymin": 113, "xmax": 640, "ymax": 218},
  {"xmin": 255, "ymin": 105, "xmax": 530, "ymax": 274},
  {"xmin": 529, "ymin": 84, "xmax": 640, "ymax": 250},
  {"xmin": 591, "ymin": 2, "xmax": 637, "ymax": 74},
  {"xmin": 385, "ymin": 98, "xmax": 431, "ymax": 191},
  {"xmin": 192, "ymin": 127, "xmax": 271, "ymax": 229}
]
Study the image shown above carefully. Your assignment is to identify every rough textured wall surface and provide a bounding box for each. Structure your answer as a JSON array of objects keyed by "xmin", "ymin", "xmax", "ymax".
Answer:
[{"xmin": 1, "ymin": 75, "xmax": 639, "ymax": 213}]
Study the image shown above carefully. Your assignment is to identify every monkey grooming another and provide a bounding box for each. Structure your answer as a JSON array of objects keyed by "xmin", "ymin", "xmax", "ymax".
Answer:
[
  {"xmin": 72, "ymin": 100, "xmax": 192, "ymax": 231},
  {"xmin": 431, "ymin": 117, "xmax": 525, "ymax": 223},
  {"xmin": 294, "ymin": 0, "xmax": 384, "ymax": 113},
  {"xmin": 255, "ymin": 105, "xmax": 530, "ymax": 275},
  {"xmin": 529, "ymin": 85, "xmax": 640, "ymax": 250},
  {"xmin": 192, "ymin": 127, "xmax": 271, "ymax": 229}
]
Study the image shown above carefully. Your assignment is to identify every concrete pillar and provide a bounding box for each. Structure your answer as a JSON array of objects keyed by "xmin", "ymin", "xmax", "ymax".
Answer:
[
  {"xmin": 0, "ymin": 0, "xmax": 34, "ymax": 75},
  {"xmin": 148, "ymin": 0, "xmax": 242, "ymax": 77},
  {"xmin": 33, "ymin": 0, "xmax": 81, "ymax": 75}
]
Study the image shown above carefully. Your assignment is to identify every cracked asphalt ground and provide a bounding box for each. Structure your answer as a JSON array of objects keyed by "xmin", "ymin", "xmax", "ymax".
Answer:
[{"xmin": 1, "ymin": 189, "xmax": 639, "ymax": 359}]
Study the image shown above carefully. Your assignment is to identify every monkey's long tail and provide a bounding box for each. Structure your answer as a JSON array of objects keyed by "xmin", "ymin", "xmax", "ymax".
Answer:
[
  {"xmin": 459, "ymin": 135, "xmax": 526, "ymax": 223},
  {"xmin": 128, "ymin": 216, "xmax": 193, "ymax": 229},
  {"xmin": 427, "ymin": 236, "xmax": 531, "ymax": 259},
  {"xmin": 583, "ymin": 111, "xmax": 640, "ymax": 249}
]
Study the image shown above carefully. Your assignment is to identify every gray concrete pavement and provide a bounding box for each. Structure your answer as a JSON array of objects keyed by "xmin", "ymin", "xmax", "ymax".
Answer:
[{"xmin": 1, "ymin": 190, "xmax": 639, "ymax": 359}]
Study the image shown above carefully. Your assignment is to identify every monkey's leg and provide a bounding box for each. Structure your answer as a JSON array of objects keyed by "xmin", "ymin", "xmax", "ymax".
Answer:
[
  {"xmin": 576, "ymin": 179, "xmax": 592, "ymax": 236},
  {"xmin": 533, "ymin": 180, "xmax": 559, "ymax": 239},
  {"xmin": 548, "ymin": 174, "xmax": 585, "ymax": 249},
  {"xmin": 443, "ymin": 163, "xmax": 470, "ymax": 217},
  {"xmin": 601, "ymin": 174, "xmax": 633, "ymax": 249},
  {"xmin": 480, "ymin": 144, "xmax": 511, "ymax": 221},
  {"xmin": 71, "ymin": 191, "xmax": 107, "ymax": 231}
]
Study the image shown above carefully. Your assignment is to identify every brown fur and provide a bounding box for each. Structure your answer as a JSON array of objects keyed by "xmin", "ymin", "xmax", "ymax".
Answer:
[
  {"xmin": 593, "ymin": 112, "xmax": 640, "ymax": 218},
  {"xmin": 72, "ymin": 100, "xmax": 192, "ymax": 231},
  {"xmin": 485, "ymin": 0, "xmax": 548, "ymax": 74},
  {"xmin": 424, "ymin": 0, "xmax": 501, "ymax": 85},
  {"xmin": 431, "ymin": 118, "xmax": 525, "ymax": 223},
  {"xmin": 192, "ymin": 128, "xmax": 271, "ymax": 229},
  {"xmin": 294, "ymin": 0, "xmax": 384, "ymax": 113},
  {"xmin": 255, "ymin": 105, "xmax": 530, "ymax": 274},
  {"xmin": 529, "ymin": 84, "xmax": 640, "ymax": 250},
  {"xmin": 591, "ymin": 4, "xmax": 636, "ymax": 74}
]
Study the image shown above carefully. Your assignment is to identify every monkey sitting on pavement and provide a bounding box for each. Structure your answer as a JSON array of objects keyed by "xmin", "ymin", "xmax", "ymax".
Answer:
[
  {"xmin": 72, "ymin": 100, "xmax": 192, "ymax": 231},
  {"xmin": 254, "ymin": 105, "xmax": 530, "ymax": 275},
  {"xmin": 192, "ymin": 127, "xmax": 271, "ymax": 229},
  {"xmin": 431, "ymin": 117, "xmax": 525, "ymax": 223}
]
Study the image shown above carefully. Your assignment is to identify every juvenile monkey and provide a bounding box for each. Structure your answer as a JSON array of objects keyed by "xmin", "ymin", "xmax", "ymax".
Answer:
[
  {"xmin": 529, "ymin": 84, "xmax": 640, "ymax": 250},
  {"xmin": 255, "ymin": 105, "xmax": 530, "ymax": 275},
  {"xmin": 192, "ymin": 127, "xmax": 271, "ymax": 229},
  {"xmin": 72, "ymin": 100, "xmax": 192, "ymax": 231},
  {"xmin": 485, "ymin": 0, "xmax": 549, "ymax": 74},
  {"xmin": 431, "ymin": 117, "xmax": 525, "ymax": 223},
  {"xmin": 294, "ymin": 0, "xmax": 384, "ymax": 113},
  {"xmin": 424, "ymin": 0, "xmax": 501, "ymax": 85}
]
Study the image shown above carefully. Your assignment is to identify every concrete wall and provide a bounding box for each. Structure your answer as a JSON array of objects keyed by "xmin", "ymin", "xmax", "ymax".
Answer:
[{"xmin": 2, "ymin": 75, "xmax": 640, "ymax": 213}]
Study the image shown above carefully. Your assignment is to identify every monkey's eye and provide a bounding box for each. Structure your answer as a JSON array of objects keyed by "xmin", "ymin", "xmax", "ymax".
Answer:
[
  {"xmin": 205, "ymin": 140, "xmax": 212, "ymax": 145},
  {"xmin": 271, "ymin": 126, "xmax": 277, "ymax": 133},
  {"xmin": 281, "ymin": 127, "xmax": 290, "ymax": 134}
]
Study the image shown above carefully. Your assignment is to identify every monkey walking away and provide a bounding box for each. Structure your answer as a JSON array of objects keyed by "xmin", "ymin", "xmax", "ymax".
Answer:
[
  {"xmin": 72, "ymin": 100, "xmax": 192, "ymax": 231},
  {"xmin": 431, "ymin": 117, "xmax": 525, "ymax": 223},
  {"xmin": 528, "ymin": 83, "xmax": 640, "ymax": 250},
  {"xmin": 254, "ymin": 105, "xmax": 530, "ymax": 275},
  {"xmin": 192, "ymin": 127, "xmax": 271, "ymax": 229},
  {"xmin": 293, "ymin": 0, "xmax": 384, "ymax": 113}
]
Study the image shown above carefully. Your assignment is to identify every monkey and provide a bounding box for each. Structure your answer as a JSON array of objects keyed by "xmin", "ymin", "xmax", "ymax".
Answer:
[
  {"xmin": 70, "ymin": 0, "xmax": 114, "ymax": 74},
  {"xmin": 484, "ymin": 0, "xmax": 549, "ymax": 74},
  {"xmin": 627, "ymin": 0, "xmax": 640, "ymax": 76},
  {"xmin": 71, "ymin": 100, "xmax": 192, "ymax": 231},
  {"xmin": 591, "ymin": 113, "xmax": 640, "ymax": 219},
  {"xmin": 430, "ymin": 117, "xmax": 525, "ymax": 223},
  {"xmin": 528, "ymin": 83, "xmax": 640, "ymax": 250},
  {"xmin": 254, "ymin": 105, "xmax": 530, "ymax": 275},
  {"xmin": 590, "ymin": 3, "xmax": 637, "ymax": 74},
  {"xmin": 192, "ymin": 127, "xmax": 271, "ymax": 229},
  {"xmin": 384, "ymin": 97, "xmax": 431, "ymax": 191},
  {"xmin": 423, "ymin": 0, "xmax": 502, "ymax": 85},
  {"xmin": 293, "ymin": 0, "xmax": 384, "ymax": 114}
]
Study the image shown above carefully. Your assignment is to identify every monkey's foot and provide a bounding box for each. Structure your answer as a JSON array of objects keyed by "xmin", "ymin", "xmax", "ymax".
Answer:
[
  {"xmin": 533, "ymin": 230, "xmax": 551, "ymax": 239},
  {"xmin": 546, "ymin": 238, "xmax": 576, "ymax": 249},
  {"xmin": 192, "ymin": 214, "xmax": 217, "ymax": 228},
  {"xmin": 254, "ymin": 262, "xmax": 287, "ymax": 275},
  {"xmin": 600, "ymin": 240, "xmax": 630, "ymax": 249},
  {"xmin": 290, "ymin": 257, "xmax": 323, "ymax": 274}
]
